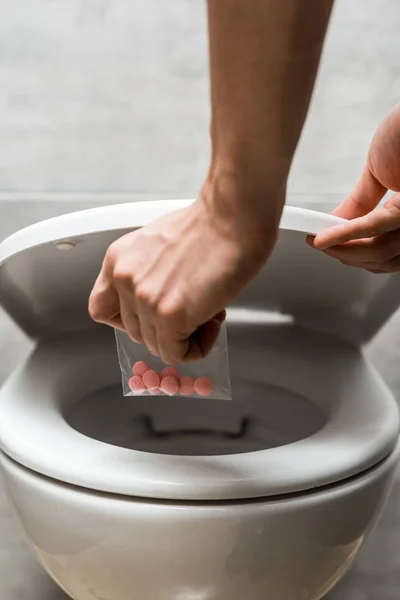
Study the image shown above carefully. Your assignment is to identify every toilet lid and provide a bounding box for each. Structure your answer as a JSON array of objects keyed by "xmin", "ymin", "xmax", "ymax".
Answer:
[{"xmin": 0, "ymin": 200, "xmax": 399, "ymax": 344}]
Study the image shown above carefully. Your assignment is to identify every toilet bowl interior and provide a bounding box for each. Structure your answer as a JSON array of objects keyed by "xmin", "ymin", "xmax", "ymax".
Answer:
[
  {"xmin": 65, "ymin": 320, "xmax": 330, "ymax": 457},
  {"xmin": 59, "ymin": 315, "xmax": 325, "ymax": 457},
  {"xmin": 67, "ymin": 378, "xmax": 327, "ymax": 457}
]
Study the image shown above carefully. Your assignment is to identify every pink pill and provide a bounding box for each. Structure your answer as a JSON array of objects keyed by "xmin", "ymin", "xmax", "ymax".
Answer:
[
  {"xmin": 143, "ymin": 369, "xmax": 160, "ymax": 390},
  {"xmin": 161, "ymin": 367, "xmax": 180, "ymax": 380},
  {"xmin": 128, "ymin": 375, "xmax": 145, "ymax": 395},
  {"xmin": 149, "ymin": 388, "xmax": 160, "ymax": 395},
  {"xmin": 194, "ymin": 377, "xmax": 213, "ymax": 397},
  {"xmin": 132, "ymin": 361, "xmax": 150, "ymax": 377},
  {"xmin": 160, "ymin": 376, "xmax": 179, "ymax": 396},
  {"xmin": 179, "ymin": 376, "xmax": 195, "ymax": 397}
]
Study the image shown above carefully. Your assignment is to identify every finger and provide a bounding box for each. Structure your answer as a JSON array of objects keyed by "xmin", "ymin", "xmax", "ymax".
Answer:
[
  {"xmin": 346, "ymin": 261, "xmax": 400, "ymax": 273},
  {"xmin": 105, "ymin": 314, "xmax": 125, "ymax": 331},
  {"xmin": 157, "ymin": 312, "xmax": 224, "ymax": 365},
  {"xmin": 135, "ymin": 293, "xmax": 161, "ymax": 356},
  {"xmin": 184, "ymin": 318, "xmax": 222, "ymax": 363},
  {"xmin": 384, "ymin": 192, "xmax": 400, "ymax": 210},
  {"xmin": 332, "ymin": 164, "xmax": 387, "ymax": 220},
  {"xmin": 137, "ymin": 317, "xmax": 160, "ymax": 357},
  {"xmin": 306, "ymin": 234, "xmax": 315, "ymax": 247},
  {"xmin": 112, "ymin": 269, "xmax": 144, "ymax": 343},
  {"xmin": 89, "ymin": 272, "xmax": 121, "ymax": 326},
  {"xmin": 328, "ymin": 255, "xmax": 400, "ymax": 273},
  {"xmin": 157, "ymin": 332, "xmax": 189, "ymax": 366},
  {"xmin": 377, "ymin": 254, "xmax": 400, "ymax": 272},
  {"xmin": 118, "ymin": 296, "xmax": 143, "ymax": 344},
  {"xmin": 313, "ymin": 207, "xmax": 400, "ymax": 250},
  {"xmin": 320, "ymin": 230, "xmax": 400, "ymax": 263},
  {"xmin": 215, "ymin": 310, "xmax": 226, "ymax": 324}
]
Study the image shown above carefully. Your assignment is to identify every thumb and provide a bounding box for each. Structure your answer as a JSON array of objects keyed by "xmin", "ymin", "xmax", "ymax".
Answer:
[
  {"xmin": 332, "ymin": 164, "xmax": 387, "ymax": 220},
  {"xmin": 185, "ymin": 318, "xmax": 222, "ymax": 363},
  {"xmin": 157, "ymin": 318, "xmax": 221, "ymax": 365}
]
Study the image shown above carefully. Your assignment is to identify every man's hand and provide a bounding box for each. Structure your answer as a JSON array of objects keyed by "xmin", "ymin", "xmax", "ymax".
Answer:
[
  {"xmin": 89, "ymin": 182, "xmax": 279, "ymax": 364},
  {"xmin": 309, "ymin": 103, "xmax": 400, "ymax": 273}
]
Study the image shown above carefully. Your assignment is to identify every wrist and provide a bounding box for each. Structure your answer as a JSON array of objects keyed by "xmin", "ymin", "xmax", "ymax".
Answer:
[
  {"xmin": 201, "ymin": 159, "xmax": 286, "ymax": 229},
  {"xmin": 196, "ymin": 164, "xmax": 285, "ymax": 260}
]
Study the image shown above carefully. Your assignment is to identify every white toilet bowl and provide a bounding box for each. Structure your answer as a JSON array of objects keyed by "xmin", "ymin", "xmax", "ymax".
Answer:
[{"xmin": 0, "ymin": 201, "xmax": 399, "ymax": 600}]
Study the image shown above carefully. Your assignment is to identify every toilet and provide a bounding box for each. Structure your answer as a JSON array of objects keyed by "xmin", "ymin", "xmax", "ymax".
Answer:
[{"xmin": 0, "ymin": 200, "xmax": 399, "ymax": 600}]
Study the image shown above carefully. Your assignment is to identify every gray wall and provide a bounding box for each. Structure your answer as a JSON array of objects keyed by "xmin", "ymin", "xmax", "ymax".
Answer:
[{"xmin": 0, "ymin": 0, "xmax": 399, "ymax": 201}]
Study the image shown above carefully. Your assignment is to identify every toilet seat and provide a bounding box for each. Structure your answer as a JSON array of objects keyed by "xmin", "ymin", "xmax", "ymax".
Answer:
[
  {"xmin": 0, "ymin": 201, "xmax": 399, "ymax": 501},
  {"xmin": 0, "ymin": 324, "xmax": 398, "ymax": 501}
]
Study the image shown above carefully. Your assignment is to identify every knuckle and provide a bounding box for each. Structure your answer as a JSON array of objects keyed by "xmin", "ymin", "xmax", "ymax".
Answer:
[
  {"xmin": 384, "ymin": 195, "xmax": 400, "ymax": 213},
  {"xmin": 113, "ymin": 264, "xmax": 133, "ymax": 285},
  {"xmin": 364, "ymin": 214, "xmax": 379, "ymax": 238},
  {"xmin": 135, "ymin": 284, "xmax": 159, "ymax": 310},
  {"xmin": 135, "ymin": 283, "xmax": 152, "ymax": 304},
  {"xmin": 157, "ymin": 296, "xmax": 186, "ymax": 322}
]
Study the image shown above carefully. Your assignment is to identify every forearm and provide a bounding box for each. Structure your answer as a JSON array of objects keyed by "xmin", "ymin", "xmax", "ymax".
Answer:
[{"xmin": 206, "ymin": 0, "xmax": 334, "ymax": 221}]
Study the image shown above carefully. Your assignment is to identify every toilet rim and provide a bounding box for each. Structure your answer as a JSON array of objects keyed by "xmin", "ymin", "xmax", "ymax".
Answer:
[{"xmin": 0, "ymin": 327, "xmax": 399, "ymax": 501}]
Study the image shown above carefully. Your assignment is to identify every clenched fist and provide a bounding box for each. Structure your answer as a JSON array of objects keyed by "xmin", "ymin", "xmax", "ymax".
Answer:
[{"xmin": 89, "ymin": 181, "xmax": 281, "ymax": 364}]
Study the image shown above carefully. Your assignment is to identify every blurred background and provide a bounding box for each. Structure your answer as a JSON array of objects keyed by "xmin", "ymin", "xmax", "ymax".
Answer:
[{"xmin": 1, "ymin": 1, "xmax": 400, "ymax": 598}]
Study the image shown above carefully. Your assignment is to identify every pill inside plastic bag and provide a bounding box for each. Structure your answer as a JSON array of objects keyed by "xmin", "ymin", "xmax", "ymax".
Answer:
[{"xmin": 115, "ymin": 323, "xmax": 232, "ymax": 401}]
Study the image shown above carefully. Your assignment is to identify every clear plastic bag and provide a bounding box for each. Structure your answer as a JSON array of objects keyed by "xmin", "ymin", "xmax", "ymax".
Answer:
[{"xmin": 115, "ymin": 323, "xmax": 232, "ymax": 401}]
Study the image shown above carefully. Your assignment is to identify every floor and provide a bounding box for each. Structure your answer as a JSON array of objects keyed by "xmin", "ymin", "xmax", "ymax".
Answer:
[{"xmin": 1, "ymin": 1, "xmax": 400, "ymax": 598}]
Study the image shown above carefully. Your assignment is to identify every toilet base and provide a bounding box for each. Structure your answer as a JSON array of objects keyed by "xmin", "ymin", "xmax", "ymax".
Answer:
[{"xmin": 1, "ymin": 441, "xmax": 399, "ymax": 600}]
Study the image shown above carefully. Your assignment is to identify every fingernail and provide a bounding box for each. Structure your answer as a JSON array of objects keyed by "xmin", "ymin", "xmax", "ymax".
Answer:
[
  {"xmin": 306, "ymin": 236, "xmax": 315, "ymax": 247},
  {"xmin": 313, "ymin": 240, "xmax": 329, "ymax": 250},
  {"xmin": 308, "ymin": 235, "xmax": 328, "ymax": 250}
]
